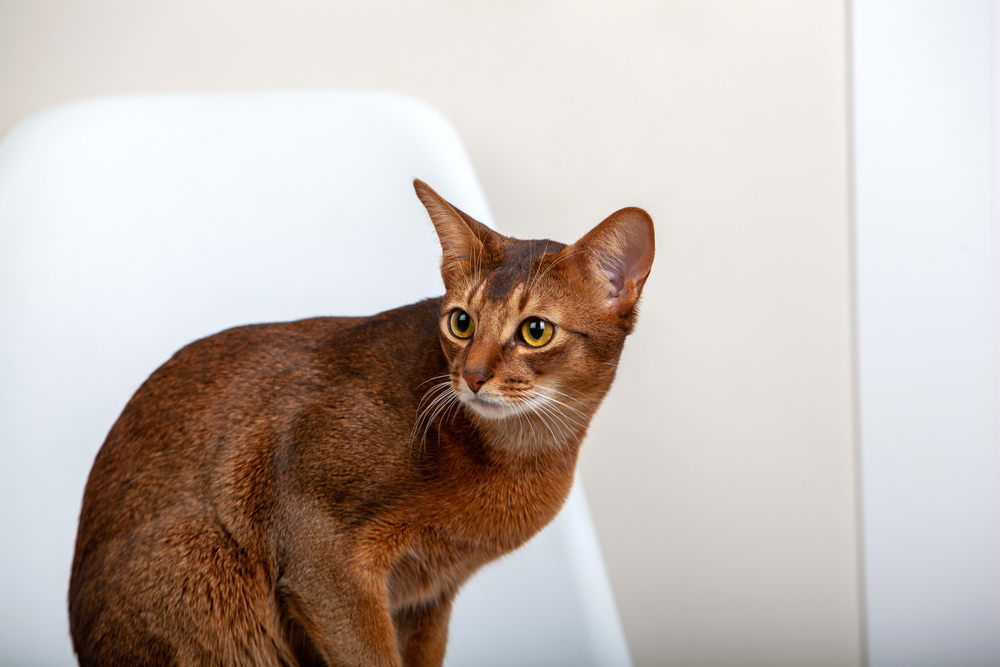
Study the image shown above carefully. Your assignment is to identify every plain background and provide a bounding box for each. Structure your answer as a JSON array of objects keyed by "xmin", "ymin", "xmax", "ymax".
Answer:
[
  {"xmin": 852, "ymin": 2, "xmax": 1000, "ymax": 665},
  {"xmin": 0, "ymin": 2, "xmax": 862, "ymax": 666}
]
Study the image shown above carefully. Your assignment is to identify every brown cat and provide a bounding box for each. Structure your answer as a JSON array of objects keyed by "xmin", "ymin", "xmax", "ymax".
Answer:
[{"xmin": 68, "ymin": 180, "xmax": 654, "ymax": 667}]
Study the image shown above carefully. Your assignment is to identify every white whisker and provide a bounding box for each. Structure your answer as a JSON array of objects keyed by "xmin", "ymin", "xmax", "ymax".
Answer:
[
  {"xmin": 527, "ymin": 240, "xmax": 551, "ymax": 291},
  {"xmin": 417, "ymin": 374, "xmax": 452, "ymax": 389},
  {"xmin": 420, "ymin": 391, "xmax": 457, "ymax": 452},
  {"xmin": 531, "ymin": 400, "xmax": 564, "ymax": 444},
  {"xmin": 534, "ymin": 398, "xmax": 579, "ymax": 442},
  {"xmin": 409, "ymin": 380, "xmax": 458, "ymax": 458},
  {"xmin": 530, "ymin": 248, "xmax": 579, "ymax": 291},
  {"xmin": 529, "ymin": 382, "xmax": 612, "ymax": 433},
  {"xmin": 537, "ymin": 396, "xmax": 589, "ymax": 428}
]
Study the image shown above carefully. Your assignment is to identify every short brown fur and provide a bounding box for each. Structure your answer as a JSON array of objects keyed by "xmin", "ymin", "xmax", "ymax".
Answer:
[{"xmin": 69, "ymin": 181, "xmax": 654, "ymax": 667}]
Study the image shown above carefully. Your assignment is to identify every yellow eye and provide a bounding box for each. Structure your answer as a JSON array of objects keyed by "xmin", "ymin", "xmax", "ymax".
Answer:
[
  {"xmin": 449, "ymin": 309, "xmax": 475, "ymax": 339},
  {"xmin": 521, "ymin": 317, "xmax": 554, "ymax": 347}
]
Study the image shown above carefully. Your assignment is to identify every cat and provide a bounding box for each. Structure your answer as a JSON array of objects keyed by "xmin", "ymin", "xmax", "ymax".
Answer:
[{"xmin": 68, "ymin": 180, "xmax": 654, "ymax": 667}]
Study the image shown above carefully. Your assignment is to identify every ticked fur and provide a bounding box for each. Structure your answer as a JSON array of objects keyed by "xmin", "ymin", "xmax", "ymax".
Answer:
[{"xmin": 69, "ymin": 181, "xmax": 654, "ymax": 667}]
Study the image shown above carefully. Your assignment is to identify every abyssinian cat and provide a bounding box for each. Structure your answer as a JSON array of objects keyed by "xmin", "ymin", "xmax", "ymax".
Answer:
[{"xmin": 69, "ymin": 180, "xmax": 654, "ymax": 667}]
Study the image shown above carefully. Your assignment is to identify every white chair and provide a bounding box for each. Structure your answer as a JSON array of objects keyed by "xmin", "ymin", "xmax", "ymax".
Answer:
[{"xmin": 0, "ymin": 90, "xmax": 631, "ymax": 667}]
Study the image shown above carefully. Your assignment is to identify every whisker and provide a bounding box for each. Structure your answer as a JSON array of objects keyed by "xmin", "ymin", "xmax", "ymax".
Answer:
[
  {"xmin": 415, "ymin": 388, "xmax": 451, "ymax": 417},
  {"xmin": 532, "ymin": 401, "xmax": 575, "ymax": 468},
  {"xmin": 534, "ymin": 389, "xmax": 594, "ymax": 418},
  {"xmin": 522, "ymin": 384, "xmax": 590, "ymax": 424},
  {"xmin": 530, "ymin": 400, "xmax": 564, "ymax": 445},
  {"xmin": 421, "ymin": 401, "xmax": 450, "ymax": 455},
  {"xmin": 513, "ymin": 401, "xmax": 527, "ymax": 445},
  {"xmin": 506, "ymin": 388, "xmax": 570, "ymax": 446},
  {"xmin": 413, "ymin": 387, "xmax": 451, "ymax": 425},
  {"xmin": 409, "ymin": 380, "xmax": 456, "ymax": 457},
  {"xmin": 417, "ymin": 379, "xmax": 453, "ymax": 400},
  {"xmin": 527, "ymin": 240, "xmax": 551, "ymax": 292},
  {"xmin": 537, "ymin": 395, "xmax": 589, "ymax": 427},
  {"xmin": 534, "ymin": 397, "xmax": 581, "ymax": 439},
  {"xmin": 420, "ymin": 390, "xmax": 458, "ymax": 452},
  {"xmin": 443, "ymin": 395, "xmax": 462, "ymax": 425},
  {"xmin": 537, "ymin": 385, "xmax": 593, "ymax": 407},
  {"xmin": 417, "ymin": 374, "xmax": 452, "ymax": 389},
  {"xmin": 430, "ymin": 392, "xmax": 460, "ymax": 453},
  {"xmin": 528, "ymin": 382, "xmax": 613, "ymax": 432},
  {"xmin": 521, "ymin": 401, "xmax": 541, "ymax": 446},
  {"xmin": 530, "ymin": 248, "xmax": 579, "ymax": 291}
]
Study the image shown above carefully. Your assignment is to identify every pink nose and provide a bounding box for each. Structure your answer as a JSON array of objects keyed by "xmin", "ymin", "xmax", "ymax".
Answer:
[{"xmin": 463, "ymin": 368, "xmax": 491, "ymax": 393}]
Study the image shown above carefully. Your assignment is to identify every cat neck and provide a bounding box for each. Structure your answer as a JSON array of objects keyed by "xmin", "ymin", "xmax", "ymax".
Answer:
[{"xmin": 466, "ymin": 404, "xmax": 592, "ymax": 463}]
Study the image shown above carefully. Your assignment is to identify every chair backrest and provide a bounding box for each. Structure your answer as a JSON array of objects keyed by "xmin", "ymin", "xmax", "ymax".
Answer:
[{"xmin": 0, "ymin": 90, "xmax": 631, "ymax": 667}]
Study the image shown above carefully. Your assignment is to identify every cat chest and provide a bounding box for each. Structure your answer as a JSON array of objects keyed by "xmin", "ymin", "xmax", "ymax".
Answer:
[
  {"xmin": 385, "ymin": 533, "xmax": 487, "ymax": 609},
  {"xmin": 382, "ymin": 468, "xmax": 572, "ymax": 608}
]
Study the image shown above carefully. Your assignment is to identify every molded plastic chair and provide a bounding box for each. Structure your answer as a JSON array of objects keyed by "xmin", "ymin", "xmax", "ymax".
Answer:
[{"xmin": 0, "ymin": 90, "xmax": 631, "ymax": 667}]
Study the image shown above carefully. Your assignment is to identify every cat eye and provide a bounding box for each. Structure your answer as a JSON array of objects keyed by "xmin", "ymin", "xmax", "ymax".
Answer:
[
  {"xmin": 448, "ymin": 309, "xmax": 475, "ymax": 339},
  {"xmin": 520, "ymin": 317, "xmax": 554, "ymax": 347}
]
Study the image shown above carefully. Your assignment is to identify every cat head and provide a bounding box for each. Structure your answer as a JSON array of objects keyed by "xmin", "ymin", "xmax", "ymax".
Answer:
[{"xmin": 415, "ymin": 180, "xmax": 654, "ymax": 446}]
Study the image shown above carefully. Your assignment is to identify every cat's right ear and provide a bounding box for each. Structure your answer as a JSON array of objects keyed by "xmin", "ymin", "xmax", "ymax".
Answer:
[{"xmin": 414, "ymin": 179, "xmax": 498, "ymax": 286}]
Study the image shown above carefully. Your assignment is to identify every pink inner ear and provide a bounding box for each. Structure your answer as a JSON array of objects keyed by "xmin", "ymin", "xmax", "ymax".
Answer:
[
  {"xmin": 580, "ymin": 208, "xmax": 654, "ymax": 312},
  {"xmin": 600, "ymin": 224, "xmax": 651, "ymax": 299},
  {"xmin": 602, "ymin": 263, "xmax": 628, "ymax": 299}
]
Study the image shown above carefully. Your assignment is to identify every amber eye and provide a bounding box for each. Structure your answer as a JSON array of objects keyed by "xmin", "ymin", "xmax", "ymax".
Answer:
[
  {"xmin": 520, "ymin": 317, "xmax": 554, "ymax": 347},
  {"xmin": 449, "ymin": 309, "xmax": 475, "ymax": 339}
]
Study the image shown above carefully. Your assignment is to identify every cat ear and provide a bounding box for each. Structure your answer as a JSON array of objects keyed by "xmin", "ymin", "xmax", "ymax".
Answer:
[
  {"xmin": 573, "ymin": 207, "xmax": 655, "ymax": 318},
  {"xmin": 414, "ymin": 179, "xmax": 499, "ymax": 285}
]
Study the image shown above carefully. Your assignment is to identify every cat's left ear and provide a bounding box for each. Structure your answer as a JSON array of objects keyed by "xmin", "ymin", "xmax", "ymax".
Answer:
[{"xmin": 573, "ymin": 207, "xmax": 655, "ymax": 319}]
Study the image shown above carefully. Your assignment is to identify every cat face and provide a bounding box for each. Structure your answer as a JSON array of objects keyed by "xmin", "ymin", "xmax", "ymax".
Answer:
[{"xmin": 414, "ymin": 180, "xmax": 654, "ymax": 446}]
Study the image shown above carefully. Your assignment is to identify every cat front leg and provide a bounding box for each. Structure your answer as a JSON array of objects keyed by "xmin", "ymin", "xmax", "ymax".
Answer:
[
  {"xmin": 277, "ymin": 566, "xmax": 402, "ymax": 667},
  {"xmin": 392, "ymin": 594, "xmax": 454, "ymax": 667}
]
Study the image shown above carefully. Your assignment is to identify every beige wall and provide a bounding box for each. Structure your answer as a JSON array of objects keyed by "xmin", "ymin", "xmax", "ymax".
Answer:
[{"xmin": 0, "ymin": 2, "xmax": 861, "ymax": 665}]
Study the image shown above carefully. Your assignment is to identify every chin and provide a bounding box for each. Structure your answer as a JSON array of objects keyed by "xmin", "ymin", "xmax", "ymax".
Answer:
[{"xmin": 460, "ymin": 393, "xmax": 521, "ymax": 421}]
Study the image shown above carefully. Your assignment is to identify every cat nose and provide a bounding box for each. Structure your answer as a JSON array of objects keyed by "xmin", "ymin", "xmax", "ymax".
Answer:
[{"xmin": 463, "ymin": 368, "xmax": 492, "ymax": 393}]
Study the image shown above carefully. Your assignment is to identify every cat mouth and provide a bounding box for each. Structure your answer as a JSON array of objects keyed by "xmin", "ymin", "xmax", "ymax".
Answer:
[{"xmin": 459, "ymin": 389, "xmax": 523, "ymax": 420}]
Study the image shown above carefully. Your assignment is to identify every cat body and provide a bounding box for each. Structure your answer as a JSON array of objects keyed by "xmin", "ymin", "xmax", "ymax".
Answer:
[{"xmin": 69, "ymin": 181, "xmax": 654, "ymax": 667}]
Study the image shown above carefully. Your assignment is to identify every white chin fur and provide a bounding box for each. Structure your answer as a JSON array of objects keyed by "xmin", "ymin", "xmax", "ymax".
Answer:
[{"xmin": 456, "ymin": 386, "xmax": 523, "ymax": 421}]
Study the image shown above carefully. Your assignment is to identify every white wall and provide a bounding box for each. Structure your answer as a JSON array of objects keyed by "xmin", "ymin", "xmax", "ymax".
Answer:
[
  {"xmin": 852, "ymin": 1, "xmax": 1000, "ymax": 665},
  {"xmin": 0, "ymin": 3, "xmax": 862, "ymax": 665}
]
